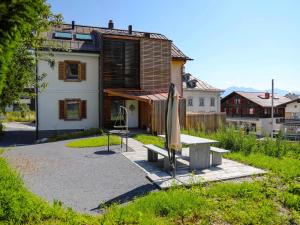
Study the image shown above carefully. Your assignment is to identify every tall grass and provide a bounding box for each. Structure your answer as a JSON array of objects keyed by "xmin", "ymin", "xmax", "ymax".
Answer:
[
  {"xmin": 4, "ymin": 111, "xmax": 36, "ymax": 123},
  {"xmin": 183, "ymin": 127, "xmax": 300, "ymax": 159}
]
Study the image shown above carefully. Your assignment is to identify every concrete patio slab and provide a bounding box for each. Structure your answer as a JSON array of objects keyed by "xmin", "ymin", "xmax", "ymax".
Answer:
[{"xmin": 123, "ymin": 138, "xmax": 266, "ymax": 189}]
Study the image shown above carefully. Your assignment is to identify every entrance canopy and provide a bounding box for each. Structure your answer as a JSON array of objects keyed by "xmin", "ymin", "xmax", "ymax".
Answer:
[{"xmin": 104, "ymin": 89, "xmax": 168, "ymax": 103}]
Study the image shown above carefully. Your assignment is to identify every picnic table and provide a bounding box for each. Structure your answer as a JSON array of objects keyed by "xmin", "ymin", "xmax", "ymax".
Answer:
[{"xmin": 159, "ymin": 134, "xmax": 219, "ymax": 170}]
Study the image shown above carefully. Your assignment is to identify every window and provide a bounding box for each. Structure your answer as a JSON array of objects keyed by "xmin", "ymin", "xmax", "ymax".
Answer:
[
  {"xmin": 188, "ymin": 97, "xmax": 193, "ymax": 106},
  {"xmin": 59, "ymin": 99, "xmax": 86, "ymax": 120},
  {"xmin": 66, "ymin": 62, "xmax": 79, "ymax": 80},
  {"xmin": 199, "ymin": 97, "xmax": 204, "ymax": 106},
  {"xmin": 75, "ymin": 33, "xmax": 93, "ymax": 41},
  {"xmin": 210, "ymin": 97, "xmax": 215, "ymax": 107},
  {"xmin": 111, "ymin": 100, "xmax": 125, "ymax": 121},
  {"xmin": 54, "ymin": 32, "xmax": 72, "ymax": 40},
  {"xmin": 249, "ymin": 108, "xmax": 254, "ymax": 115},
  {"xmin": 59, "ymin": 61, "xmax": 86, "ymax": 81},
  {"xmin": 66, "ymin": 100, "xmax": 80, "ymax": 120}
]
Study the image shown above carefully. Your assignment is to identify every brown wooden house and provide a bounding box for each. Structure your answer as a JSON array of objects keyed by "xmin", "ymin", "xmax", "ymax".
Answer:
[{"xmin": 221, "ymin": 91, "xmax": 290, "ymax": 136}]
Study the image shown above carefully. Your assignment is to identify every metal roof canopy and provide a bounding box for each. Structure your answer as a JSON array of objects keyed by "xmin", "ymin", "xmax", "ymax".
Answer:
[{"xmin": 103, "ymin": 89, "xmax": 169, "ymax": 103}]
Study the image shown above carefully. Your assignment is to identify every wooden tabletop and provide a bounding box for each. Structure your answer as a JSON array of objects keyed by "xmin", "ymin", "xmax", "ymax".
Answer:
[{"xmin": 159, "ymin": 134, "xmax": 218, "ymax": 145}]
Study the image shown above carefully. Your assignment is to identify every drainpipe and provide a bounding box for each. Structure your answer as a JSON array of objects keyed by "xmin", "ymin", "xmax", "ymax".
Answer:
[
  {"xmin": 35, "ymin": 52, "xmax": 39, "ymax": 140},
  {"xmin": 271, "ymin": 79, "xmax": 274, "ymax": 138}
]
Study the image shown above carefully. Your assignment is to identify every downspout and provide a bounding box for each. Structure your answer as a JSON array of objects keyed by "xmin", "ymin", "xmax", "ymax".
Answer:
[
  {"xmin": 99, "ymin": 36, "xmax": 104, "ymax": 129},
  {"xmin": 271, "ymin": 79, "xmax": 274, "ymax": 138},
  {"xmin": 35, "ymin": 52, "xmax": 39, "ymax": 140}
]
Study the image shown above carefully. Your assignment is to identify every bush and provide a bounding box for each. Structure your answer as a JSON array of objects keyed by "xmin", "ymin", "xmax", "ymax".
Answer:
[{"xmin": 4, "ymin": 111, "xmax": 35, "ymax": 123}]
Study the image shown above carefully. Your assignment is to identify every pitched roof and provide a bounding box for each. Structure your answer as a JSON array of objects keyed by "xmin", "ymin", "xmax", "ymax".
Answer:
[
  {"xmin": 233, "ymin": 91, "xmax": 290, "ymax": 107},
  {"xmin": 171, "ymin": 44, "xmax": 192, "ymax": 60},
  {"xmin": 277, "ymin": 97, "xmax": 300, "ymax": 106},
  {"xmin": 183, "ymin": 74, "xmax": 223, "ymax": 92},
  {"xmin": 45, "ymin": 23, "xmax": 191, "ymax": 60}
]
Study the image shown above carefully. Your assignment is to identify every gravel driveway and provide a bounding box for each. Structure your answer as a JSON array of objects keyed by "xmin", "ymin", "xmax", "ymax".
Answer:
[{"xmin": 3, "ymin": 139, "xmax": 156, "ymax": 213}]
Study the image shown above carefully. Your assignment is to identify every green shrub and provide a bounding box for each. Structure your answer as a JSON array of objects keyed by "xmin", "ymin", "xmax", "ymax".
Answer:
[{"xmin": 4, "ymin": 111, "xmax": 35, "ymax": 123}]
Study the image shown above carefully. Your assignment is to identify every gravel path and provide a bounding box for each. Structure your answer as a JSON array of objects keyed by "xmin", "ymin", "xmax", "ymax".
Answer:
[{"xmin": 3, "ymin": 139, "xmax": 156, "ymax": 213}]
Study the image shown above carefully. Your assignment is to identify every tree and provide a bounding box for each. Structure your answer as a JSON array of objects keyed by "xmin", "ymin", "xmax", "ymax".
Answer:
[
  {"xmin": 0, "ymin": 0, "xmax": 62, "ymax": 95},
  {"xmin": 0, "ymin": 0, "xmax": 62, "ymax": 110}
]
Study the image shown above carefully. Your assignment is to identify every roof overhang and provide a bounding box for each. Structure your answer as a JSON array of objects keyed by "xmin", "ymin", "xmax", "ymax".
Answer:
[{"xmin": 103, "ymin": 89, "xmax": 169, "ymax": 103}]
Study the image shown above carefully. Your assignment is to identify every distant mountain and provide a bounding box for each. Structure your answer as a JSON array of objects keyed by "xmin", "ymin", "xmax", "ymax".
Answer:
[
  {"xmin": 222, "ymin": 86, "xmax": 300, "ymax": 98},
  {"xmin": 222, "ymin": 86, "xmax": 260, "ymax": 97}
]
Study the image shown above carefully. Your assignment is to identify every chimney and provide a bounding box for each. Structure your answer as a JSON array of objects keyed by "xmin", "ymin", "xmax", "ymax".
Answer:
[
  {"xmin": 128, "ymin": 25, "xmax": 132, "ymax": 34},
  {"xmin": 72, "ymin": 20, "xmax": 75, "ymax": 30},
  {"xmin": 265, "ymin": 92, "xmax": 270, "ymax": 99},
  {"xmin": 108, "ymin": 20, "xmax": 114, "ymax": 29}
]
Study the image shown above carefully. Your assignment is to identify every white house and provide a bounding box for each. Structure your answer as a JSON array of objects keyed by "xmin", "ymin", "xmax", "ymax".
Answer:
[
  {"xmin": 182, "ymin": 73, "xmax": 223, "ymax": 113},
  {"xmin": 279, "ymin": 98, "xmax": 300, "ymax": 140}
]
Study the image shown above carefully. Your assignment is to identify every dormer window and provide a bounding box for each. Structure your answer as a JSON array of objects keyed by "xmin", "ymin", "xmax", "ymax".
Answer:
[
  {"xmin": 182, "ymin": 73, "xmax": 191, "ymax": 82},
  {"xmin": 187, "ymin": 80, "xmax": 197, "ymax": 88}
]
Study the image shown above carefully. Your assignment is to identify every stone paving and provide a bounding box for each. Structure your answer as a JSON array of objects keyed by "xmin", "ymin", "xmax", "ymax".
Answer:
[{"xmin": 122, "ymin": 138, "xmax": 266, "ymax": 189}]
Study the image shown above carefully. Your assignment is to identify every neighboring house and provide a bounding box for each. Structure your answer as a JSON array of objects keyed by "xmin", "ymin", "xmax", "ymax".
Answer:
[
  {"xmin": 278, "ymin": 98, "xmax": 300, "ymax": 140},
  {"xmin": 182, "ymin": 73, "xmax": 223, "ymax": 113},
  {"xmin": 221, "ymin": 91, "xmax": 290, "ymax": 136},
  {"xmin": 37, "ymin": 20, "xmax": 191, "ymax": 136}
]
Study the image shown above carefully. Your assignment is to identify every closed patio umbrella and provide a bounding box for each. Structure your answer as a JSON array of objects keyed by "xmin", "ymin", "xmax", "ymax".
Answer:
[{"xmin": 165, "ymin": 83, "xmax": 181, "ymax": 177}]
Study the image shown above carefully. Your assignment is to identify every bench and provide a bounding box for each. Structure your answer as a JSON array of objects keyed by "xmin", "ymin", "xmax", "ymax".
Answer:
[
  {"xmin": 144, "ymin": 144, "xmax": 179, "ymax": 171},
  {"xmin": 210, "ymin": 146, "xmax": 230, "ymax": 166}
]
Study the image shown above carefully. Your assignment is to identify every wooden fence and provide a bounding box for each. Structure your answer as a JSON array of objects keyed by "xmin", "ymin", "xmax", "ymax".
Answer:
[
  {"xmin": 185, "ymin": 112, "xmax": 226, "ymax": 131},
  {"xmin": 151, "ymin": 99, "xmax": 186, "ymax": 134}
]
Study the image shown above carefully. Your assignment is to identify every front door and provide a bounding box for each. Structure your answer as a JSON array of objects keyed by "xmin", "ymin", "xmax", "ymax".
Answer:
[{"xmin": 125, "ymin": 100, "xmax": 139, "ymax": 128}]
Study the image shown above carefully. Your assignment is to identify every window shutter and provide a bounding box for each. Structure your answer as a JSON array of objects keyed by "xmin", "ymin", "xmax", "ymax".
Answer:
[
  {"xmin": 80, "ymin": 63, "xmax": 86, "ymax": 80},
  {"xmin": 81, "ymin": 100, "xmax": 87, "ymax": 119},
  {"xmin": 59, "ymin": 100, "xmax": 65, "ymax": 119},
  {"xmin": 58, "ymin": 62, "xmax": 65, "ymax": 80}
]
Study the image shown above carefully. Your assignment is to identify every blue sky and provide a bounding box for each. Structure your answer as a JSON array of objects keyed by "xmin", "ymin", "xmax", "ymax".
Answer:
[{"xmin": 47, "ymin": 0, "xmax": 300, "ymax": 91}]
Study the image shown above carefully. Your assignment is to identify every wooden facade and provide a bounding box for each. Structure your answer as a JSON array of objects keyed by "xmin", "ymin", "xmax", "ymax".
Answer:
[
  {"xmin": 102, "ymin": 38, "xmax": 140, "ymax": 89},
  {"xmin": 140, "ymin": 38, "xmax": 171, "ymax": 91}
]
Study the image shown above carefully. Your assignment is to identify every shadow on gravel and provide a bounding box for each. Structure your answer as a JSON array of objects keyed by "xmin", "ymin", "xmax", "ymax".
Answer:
[
  {"xmin": 0, "ymin": 130, "xmax": 36, "ymax": 147},
  {"xmin": 94, "ymin": 183, "xmax": 157, "ymax": 212},
  {"xmin": 94, "ymin": 150, "xmax": 116, "ymax": 155}
]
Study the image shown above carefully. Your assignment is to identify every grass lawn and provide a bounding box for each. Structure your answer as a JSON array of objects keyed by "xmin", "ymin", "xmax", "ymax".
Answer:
[
  {"xmin": 66, "ymin": 135, "xmax": 121, "ymax": 148},
  {"xmin": 134, "ymin": 134, "xmax": 165, "ymax": 148}
]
